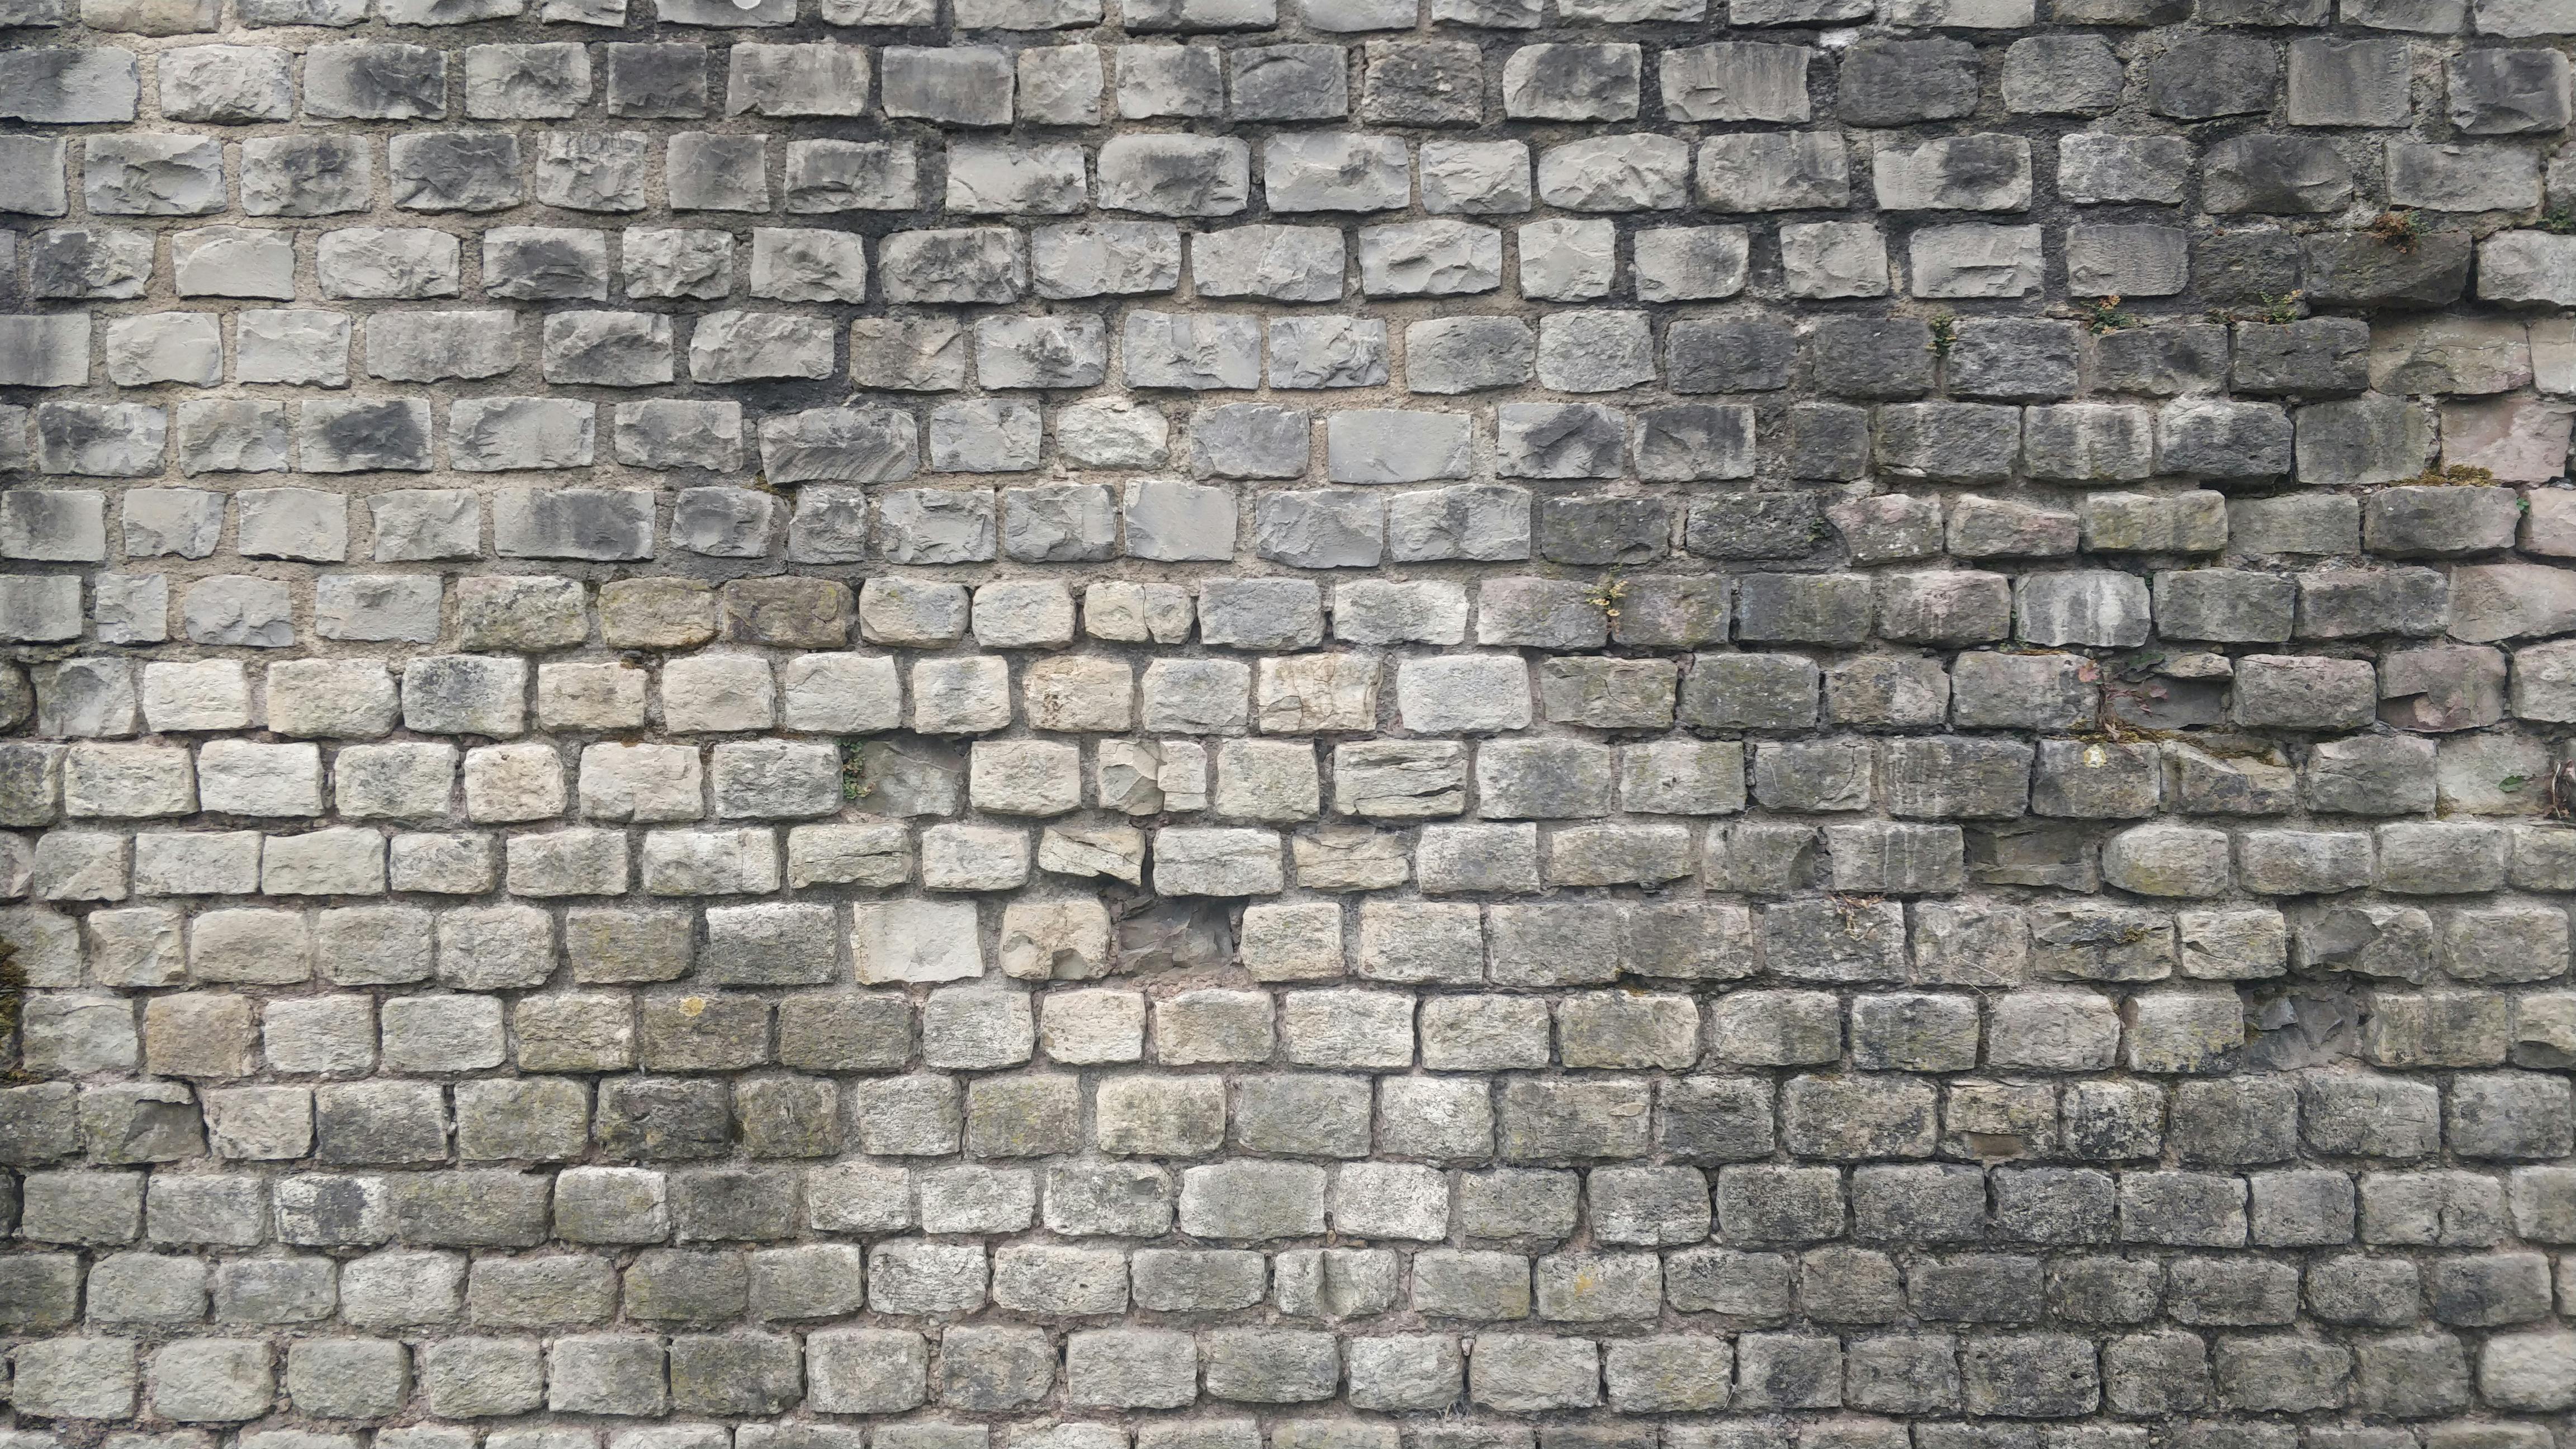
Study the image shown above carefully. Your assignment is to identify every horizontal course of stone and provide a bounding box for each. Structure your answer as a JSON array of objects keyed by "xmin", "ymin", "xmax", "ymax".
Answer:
[{"xmin": 6, "ymin": 0, "xmax": 2576, "ymax": 1443}]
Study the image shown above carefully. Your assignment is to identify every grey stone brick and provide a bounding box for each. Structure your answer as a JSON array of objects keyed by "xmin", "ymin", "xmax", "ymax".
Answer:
[{"xmin": 1537, "ymin": 134, "xmax": 1687, "ymax": 210}]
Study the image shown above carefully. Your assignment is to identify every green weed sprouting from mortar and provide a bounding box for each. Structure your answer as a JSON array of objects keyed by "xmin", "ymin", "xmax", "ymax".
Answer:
[
  {"xmin": 2079, "ymin": 295, "xmax": 2142, "ymax": 334},
  {"xmin": 1583, "ymin": 575, "xmax": 1627, "ymax": 626}
]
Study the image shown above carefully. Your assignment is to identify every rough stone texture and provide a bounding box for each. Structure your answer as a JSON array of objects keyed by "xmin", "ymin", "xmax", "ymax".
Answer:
[{"xmin": 3, "ymin": 3, "xmax": 2575, "ymax": 1448}]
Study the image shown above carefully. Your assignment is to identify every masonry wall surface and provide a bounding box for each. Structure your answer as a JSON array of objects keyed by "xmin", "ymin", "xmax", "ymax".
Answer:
[{"xmin": 2, "ymin": 1, "xmax": 2576, "ymax": 1448}]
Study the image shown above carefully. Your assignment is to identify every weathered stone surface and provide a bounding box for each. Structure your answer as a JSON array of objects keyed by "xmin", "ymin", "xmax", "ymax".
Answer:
[{"xmin": 3, "ymin": 7, "xmax": 2565, "ymax": 1445}]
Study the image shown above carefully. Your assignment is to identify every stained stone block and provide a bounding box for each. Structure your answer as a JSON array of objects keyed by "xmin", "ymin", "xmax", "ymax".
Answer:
[
  {"xmin": 1838, "ymin": 39, "xmax": 1977, "ymax": 124},
  {"xmin": 604, "ymin": 44, "xmax": 706, "ymax": 117},
  {"xmin": 725, "ymin": 42, "xmax": 869, "ymax": 119},
  {"xmin": 1365, "ymin": 41, "xmax": 1481, "ymax": 125},
  {"xmin": 2207, "ymin": 237, "xmax": 2308, "ymax": 313},
  {"xmin": 1875, "ymin": 135, "xmax": 2033, "ymax": 212},
  {"xmin": 1119, "ymin": 43, "xmax": 1223, "ymax": 118},
  {"xmin": 2204, "ymin": 135, "xmax": 2354, "ymax": 214},
  {"xmin": 303, "ymin": 45, "xmax": 446, "ymax": 121},
  {"xmin": 1496, "ymin": 404, "xmax": 1625, "ymax": 479},
  {"xmin": 1502, "ymin": 43, "xmax": 1639, "ymax": 119},
  {"xmin": 392, "ymin": 134, "xmax": 524, "ymax": 213},
  {"xmin": 2152, "ymin": 34, "xmax": 2279, "ymax": 118},
  {"xmin": 1098, "ymin": 135, "xmax": 1252, "ymax": 216},
  {"xmin": 1630, "ymin": 226, "xmax": 1749, "ymax": 302}
]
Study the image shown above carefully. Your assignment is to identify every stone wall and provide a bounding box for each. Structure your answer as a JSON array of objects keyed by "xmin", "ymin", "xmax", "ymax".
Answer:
[{"xmin": 3, "ymin": 0, "xmax": 2576, "ymax": 1447}]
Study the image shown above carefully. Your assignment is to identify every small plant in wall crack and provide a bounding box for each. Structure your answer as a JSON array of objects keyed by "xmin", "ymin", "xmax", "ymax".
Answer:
[
  {"xmin": 2077, "ymin": 295, "xmax": 2141, "ymax": 334},
  {"xmin": 1926, "ymin": 312, "xmax": 1958, "ymax": 358},
  {"xmin": 2543, "ymin": 760, "xmax": 2576, "ymax": 820},
  {"xmin": 1583, "ymin": 575, "xmax": 1627, "ymax": 624},
  {"xmin": 2208, "ymin": 291, "xmax": 2306, "ymax": 326},
  {"xmin": 2365, "ymin": 209, "xmax": 2430, "ymax": 252},
  {"xmin": 2405, "ymin": 462, "xmax": 2499, "ymax": 486}
]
